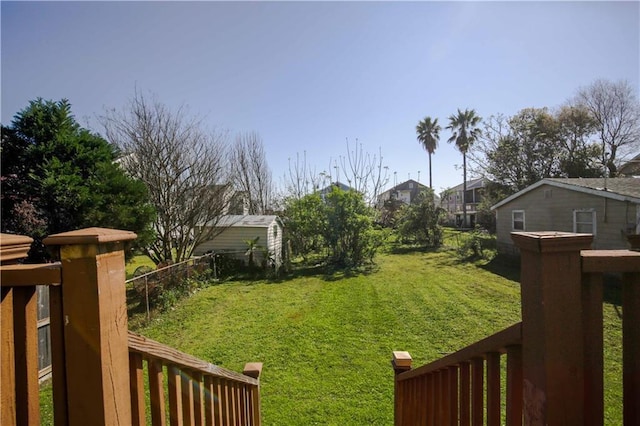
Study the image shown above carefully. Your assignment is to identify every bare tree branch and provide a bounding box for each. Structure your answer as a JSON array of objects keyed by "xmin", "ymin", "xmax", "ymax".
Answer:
[
  {"xmin": 102, "ymin": 91, "xmax": 232, "ymax": 263},
  {"xmin": 283, "ymin": 151, "xmax": 320, "ymax": 199},
  {"xmin": 283, "ymin": 140, "xmax": 389, "ymax": 205},
  {"xmin": 231, "ymin": 132, "xmax": 273, "ymax": 214},
  {"xmin": 575, "ymin": 79, "xmax": 640, "ymax": 176}
]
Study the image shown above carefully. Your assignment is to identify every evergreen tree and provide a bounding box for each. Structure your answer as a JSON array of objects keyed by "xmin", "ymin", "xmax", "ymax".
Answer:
[{"xmin": 1, "ymin": 98, "xmax": 154, "ymax": 260}]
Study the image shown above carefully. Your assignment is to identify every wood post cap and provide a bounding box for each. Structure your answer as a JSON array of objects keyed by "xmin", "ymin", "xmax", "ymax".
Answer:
[
  {"xmin": 393, "ymin": 351, "xmax": 412, "ymax": 367},
  {"xmin": 0, "ymin": 233, "xmax": 34, "ymax": 263},
  {"xmin": 511, "ymin": 231, "xmax": 593, "ymax": 253},
  {"xmin": 243, "ymin": 362, "xmax": 263, "ymax": 379},
  {"xmin": 43, "ymin": 227, "xmax": 137, "ymax": 246}
]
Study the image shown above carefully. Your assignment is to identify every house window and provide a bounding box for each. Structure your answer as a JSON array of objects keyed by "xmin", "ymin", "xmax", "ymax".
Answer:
[
  {"xmin": 409, "ymin": 183, "xmax": 414, "ymax": 189},
  {"xmin": 512, "ymin": 210, "xmax": 525, "ymax": 231},
  {"xmin": 574, "ymin": 209, "xmax": 596, "ymax": 235}
]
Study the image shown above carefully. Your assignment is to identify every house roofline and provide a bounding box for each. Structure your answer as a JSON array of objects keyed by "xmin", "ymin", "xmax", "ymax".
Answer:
[
  {"xmin": 491, "ymin": 178, "xmax": 640, "ymax": 210},
  {"xmin": 378, "ymin": 179, "xmax": 428, "ymax": 197},
  {"xmin": 442, "ymin": 177, "xmax": 486, "ymax": 193}
]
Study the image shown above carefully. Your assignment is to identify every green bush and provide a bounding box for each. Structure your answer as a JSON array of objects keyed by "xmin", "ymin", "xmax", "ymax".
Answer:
[
  {"xmin": 395, "ymin": 189, "xmax": 444, "ymax": 248},
  {"xmin": 284, "ymin": 187, "xmax": 380, "ymax": 268},
  {"xmin": 455, "ymin": 227, "xmax": 495, "ymax": 260},
  {"xmin": 214, "ymin": 253, "xmax": 248, "ymax": 277},
  {"xmin": 323, "ymin": 187, "xmax": 378, "ymax": 267}
]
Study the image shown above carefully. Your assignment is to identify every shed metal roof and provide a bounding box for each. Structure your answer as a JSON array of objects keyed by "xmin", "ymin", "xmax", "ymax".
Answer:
[{"xmin": 204, "ymin": 215, "xmax": 282, "ymax": 228}]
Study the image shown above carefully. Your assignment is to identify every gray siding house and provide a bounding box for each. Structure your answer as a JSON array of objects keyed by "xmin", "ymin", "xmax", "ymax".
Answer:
[
  {"xmin": 491, "ymin": 178, "xmax": 640, "ymax": 255},
  {"xmin": 194, "ymin": 215, "xmax": 284, "ymax": 266},
  {"xmin": 376, "ymin": 179, "xmax": 429, "ymax": 208}
]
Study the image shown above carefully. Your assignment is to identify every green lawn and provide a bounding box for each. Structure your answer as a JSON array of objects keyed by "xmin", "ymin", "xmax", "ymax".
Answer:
[
  {"xmin": 40, "ymin": 243, "xmax": 623, "ymax": 424},
  {"xmin": 136, "ymin": 249, "xmax": 525, "ymax": 425}
]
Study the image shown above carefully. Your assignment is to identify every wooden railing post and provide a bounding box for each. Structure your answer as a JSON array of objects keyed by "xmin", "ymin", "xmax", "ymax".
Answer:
[
  {"xmin": 511, "ymin": 231, "xmax": 593, "ymax": 426},
  {"xmin": 243, "ymin": 362, "xmax": 263, "ymax": 426},
  {"xmin": 392, "ymin": 351, "xmax": 412, "ymax": 426},
  {"xmin": 1, "ymin": 233, "xmax": 35, "ymax": 426},
  {"xmin": 44, "ymin": 227, "xmax": 136, "ymax": 426}
]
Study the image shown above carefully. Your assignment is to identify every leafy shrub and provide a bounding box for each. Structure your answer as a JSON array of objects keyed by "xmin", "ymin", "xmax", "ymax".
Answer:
[
  {"xmin": 131, "ymin": 262, "xmax": 216, "ymax": 312},
  {"xmin": 323, "ymin": 187, "xmax": 378, "ymax": 267},
  {"xmin": 154, "ymin": 277, "xmax": 206, "ymax": 311},
  {"xmin": 455, "ymin": 227, "xmax": 495, "ymax": 260},
  {"xmin": 284, "ymin": 187, "xmax": 380, "ymax": 268},
  {"xmin": 395, "ymin": 189, "xmax": 444, "ymax": 248},
  {"xmin": 214, "ymin": 253, "xmax": 246, "ymax": 277}
]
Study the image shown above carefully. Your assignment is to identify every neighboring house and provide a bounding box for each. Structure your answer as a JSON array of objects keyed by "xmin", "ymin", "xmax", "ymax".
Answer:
[
  {"xmin": 227, "ymin": 190, "xmax": 249, "ymax": 215},
  {"xmin": 491, "ymin": 178, "xmax": 640, "ymax": 255},
  {"xmin": 194, "ymin": 215, "xmax": 283, "ymax": 266},
  {"xmin": 376, "ymin": 179, "xmax": 429, "ymax": 208},
  {"xmin": 440, "ymin": 177, "xmax": 488, "ymax": 227},
  {"xmin": 619, "ymin": 153, "xmax": 640, "ymax": 177},
  {"xmin": 318, "ymin": 181, "xmax": 356, "ymax": 200}
]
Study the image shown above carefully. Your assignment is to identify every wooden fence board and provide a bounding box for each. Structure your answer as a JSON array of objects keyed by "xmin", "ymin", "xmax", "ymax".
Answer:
[
  {"xmin": 149, "ymin": 360, "xmax": 166, "ymax": 426},
  {"xmin": 623, "ymin": 272, "xmax": 640, "ymax": 425},
  {"xmin": 129, "ymin": 352, "xmax": 146, "ymax": 426},
  {"xmin": 486, "ymin": 352, "xmax": 500, "ymax": 426},
  {"xmin": 13, "ymin": 286, "xmax": 40, "ymax": 425},
  {"xmin": 506, "ymin": 345, "xmax": 523, "ymax": 426},
  {"xmin": 1, "ymin": 288, "xmax": 17, "ymax": 426},
  {"xmin": 168, "ymin": 365, "xmax": 183, "ymax": 426}
]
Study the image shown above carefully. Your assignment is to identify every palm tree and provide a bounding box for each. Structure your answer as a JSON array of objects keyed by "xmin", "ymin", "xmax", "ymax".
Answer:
[
  {"xmin": 244, "ymin": 236, "xmax": 261, "ymax": 269},
  {"xmin": 446, "ymin": 108, "xmax": 482, "ymax": 228},
  {"xmin": 416, "ymin": 116, "xmax": 441, "ymax": 189}
]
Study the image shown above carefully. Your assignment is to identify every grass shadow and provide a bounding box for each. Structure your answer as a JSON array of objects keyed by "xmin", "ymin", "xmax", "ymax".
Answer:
[
  {"xmin": 238, "ymin": 263, "xmax": 327, "ymax": 284},
  {"xmin": 320, "ymin": 263, "xmax": 379, "ymax": 281},
  {"xmin": 227, "ymin": 260, "xmax": 379, "ymax": 285},
  {"xmin": 477, "ymin": 254, "xmax": 521, "ymax": 282},
  {"xmin": 603, "ymin": 274, "xmax": 622, "ymax": 308},
  {"xmin": 389, "ymin": 245, "xmax": 440, "ymax": 255},
  {"xmin": 266, "ymin": 262, "xmax": 379, "ymax": 283},
  {"xmin": 126, "ymin": 286, "xmax": 147, "ymax": 316}
]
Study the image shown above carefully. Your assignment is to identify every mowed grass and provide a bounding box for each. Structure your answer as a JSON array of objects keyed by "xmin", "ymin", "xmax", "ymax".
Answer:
[
  {"xmin": 136, "ymin": 250, "xmax": 525, "ymax": 425},
  {"xmin": 39, "ymin": 245, "xmax": 623, "ymax": 425}
]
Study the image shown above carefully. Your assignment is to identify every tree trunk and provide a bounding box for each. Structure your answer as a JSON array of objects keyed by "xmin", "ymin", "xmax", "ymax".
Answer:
[
  {"xmin": 462, "ymin": 153, "xmax": 467, "ymax": 228},
  {"xmin": 429, "ymin": 153, "xmax": 433, "ymax": 189}
]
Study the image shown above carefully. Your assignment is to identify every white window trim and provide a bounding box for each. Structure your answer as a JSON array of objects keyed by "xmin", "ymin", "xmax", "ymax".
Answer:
[
  {"xmin": 573, "ymin": 209, "xmax": 597, "ymax": 235},
  {"xmin": 512, "ymin": 210, "xmax": 525, "ymax": 231}
]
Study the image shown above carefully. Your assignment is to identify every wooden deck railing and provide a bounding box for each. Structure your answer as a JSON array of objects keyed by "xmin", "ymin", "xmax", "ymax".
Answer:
[
  {"xmin": 393, "ymin": 231, "xmax": 640, "ymax": 425},
  {"xmin": 1, "ymin": 228, "xmax": 262, "ymax": 426},
  {"xmin": 1, "ymin": 236, "xmax": 63, "ymax": 426},
  {"xmin": 393, "ymin": 323, "xmax": 522, "ymax": 426},
  {"xmin": 128, "ymin": 332, "xmax": 262, "ymax": 426},
  {"xmin": 580, "ymin": 249, "xmax": 640, "ymax": 425}
]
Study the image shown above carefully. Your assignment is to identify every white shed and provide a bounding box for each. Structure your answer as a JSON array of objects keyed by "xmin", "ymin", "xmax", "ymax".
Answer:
[{"xmin": 194, "ymin": 215, "xmax": 284, "ymax": 266}]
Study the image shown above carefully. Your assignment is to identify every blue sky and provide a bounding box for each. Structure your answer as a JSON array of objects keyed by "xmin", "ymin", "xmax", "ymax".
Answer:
[{"xmin": 2, "ymin": 1, "xmax": 638, "ymax": 194}]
